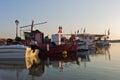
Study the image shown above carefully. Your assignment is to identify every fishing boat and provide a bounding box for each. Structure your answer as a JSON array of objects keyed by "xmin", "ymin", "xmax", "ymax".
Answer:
[
  {"xmin": 20, "ymin": 21, "xmax": 77, "ymax": 58},
  {"xmin": 69, "ymin": 34, "xmax": 95, "ymax": 51},
  {"xmin": 24, "ymin": 29, "xmax": 77, "ymax": 57},
  {"xmin": 39, "ymin": 42, "xmax": 77, "ymax": 56},
  {"xmin": 26, "ymin": 41, "xmax": 77, "ymax": 59},
  {"xmin": 94, "ymin": 34, "xmax": 110, "ymax": 47},
  {"xmin": 77, "ymin": 41, "xmax": 89, "ymax": 51}
]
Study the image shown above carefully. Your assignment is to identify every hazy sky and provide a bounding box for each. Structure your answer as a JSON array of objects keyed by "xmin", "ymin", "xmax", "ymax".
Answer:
[{"xmin": 0, "ymin": 0, "xmax": 120, "ymax": 40}]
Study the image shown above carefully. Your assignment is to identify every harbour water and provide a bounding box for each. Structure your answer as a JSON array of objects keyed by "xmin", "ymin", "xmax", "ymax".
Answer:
[{"xmin": 0, "ymin": 43, "xmax": 120, "ymax": 80}]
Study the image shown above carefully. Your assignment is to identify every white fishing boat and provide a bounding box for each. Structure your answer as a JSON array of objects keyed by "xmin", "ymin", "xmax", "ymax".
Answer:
[
  {"xmin": 77, "ymin": 35, "xmax": 95, "ymax": 51},
  {"xmin": 95, "ymin": 34, "xmax": 110, "ymax": 47},
  {"xmin": 0, "ymin": 45, "xmax": 26, "ymax": 59},
  {"xmin": 77, "ymin": 41, "xmax": 89, "ymax": 51}
]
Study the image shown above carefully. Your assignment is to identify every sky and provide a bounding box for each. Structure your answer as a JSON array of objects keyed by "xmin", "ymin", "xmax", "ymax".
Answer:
[{"xmin": 0, "ymin": 0, "xmax": 120, "ymax": 40}]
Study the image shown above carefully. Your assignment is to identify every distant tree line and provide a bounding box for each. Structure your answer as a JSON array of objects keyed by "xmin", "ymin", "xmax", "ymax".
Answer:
[{"xmin": 109, "ymin": 40, "xmax": 120, "ymax": 43}]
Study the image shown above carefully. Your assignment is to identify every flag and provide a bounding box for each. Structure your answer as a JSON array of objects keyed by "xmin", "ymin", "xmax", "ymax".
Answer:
[
  {"xmin": 31, "ymin": 20, "xmax": 34, "ymax": 32},
  {"xmin": 77, "ymin": 29, "xmax": 79, "ymax": 34},
  {"xmin": 83, "ymin": 28, "xmax": 85, "ymax": 34},
  {"xmin": 108, "ymin": 29, "xmax": 110, "ymax": 35}
]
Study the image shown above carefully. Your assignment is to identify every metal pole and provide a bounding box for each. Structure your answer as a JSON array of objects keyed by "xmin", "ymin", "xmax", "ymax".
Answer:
[{"xmin": 15, "ymin": 20, "xmax": 19, "ymax": 37}]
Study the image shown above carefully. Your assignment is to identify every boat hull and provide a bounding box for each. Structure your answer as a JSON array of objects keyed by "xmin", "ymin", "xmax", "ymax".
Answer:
[
  {"xmin": 0, "ymin": 45, "xmax": 26, "ymax": 59},
  {"xmin": 77, "ymin": 42, "xmax": 88, "ymax": 52},
  {"xmin": 39, "ymin": 42, "xmax": 77, "ymax": 56},
  {"xmin": 46, "ymin": 43, "xmax": 77, "ymax": 56},
  {"xmin": 27, "ymin": 42, "xmax": 77, "ymax": 59}
]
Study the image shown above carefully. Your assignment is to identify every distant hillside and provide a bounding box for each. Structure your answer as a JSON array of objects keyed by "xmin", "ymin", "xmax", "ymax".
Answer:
[{"xmin": 109, "ymin": 40, "xmax": 120, "ymax": 43}]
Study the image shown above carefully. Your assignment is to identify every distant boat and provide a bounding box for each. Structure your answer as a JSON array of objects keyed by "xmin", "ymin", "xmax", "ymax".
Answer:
[
  {"xmin": 77, "ymin": 42, "xmax": 88, "ymax": 51},
  {"xmin": 75, "ymin": 34, "xmax": 95, "ymax": 51},
  {"xmin": 94, "ymin": 34, "xmax": 110, "ymax": 47}
]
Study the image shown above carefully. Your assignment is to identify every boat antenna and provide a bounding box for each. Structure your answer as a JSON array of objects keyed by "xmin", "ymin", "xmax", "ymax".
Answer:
[{"xmin": 20, "ymin": 21, "xmax": 47, "ymax": 29}]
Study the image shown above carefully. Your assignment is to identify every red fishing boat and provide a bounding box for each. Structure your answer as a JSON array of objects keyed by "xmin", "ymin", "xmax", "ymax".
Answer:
[
  {"xmin": 26, "ymin": 42, "xmax": 77, "ymax": 60},
  {"xmin": 24, "ymin": 30, "xmax": 77, "ymax": 56},
  {"xmin": 22, "ymin": 21, "xmax": 77, "ymax": 57},
  {"xmin": 38, "ymin": 42, "xmax": 77, "ymax": 56}
]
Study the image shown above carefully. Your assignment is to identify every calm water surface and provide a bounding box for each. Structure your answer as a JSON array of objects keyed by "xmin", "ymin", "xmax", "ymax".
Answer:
[{"xmin": 0, "ymin": 43, "xmax": 120, "ymax": 80}]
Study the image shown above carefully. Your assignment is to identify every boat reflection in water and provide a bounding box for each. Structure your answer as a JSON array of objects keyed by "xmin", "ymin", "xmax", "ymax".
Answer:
[
  {"xmin": 27, "ymin": 45, "xmax": 111, "ymax": 78},
  {"xmin": 0, "ymin": 45, "xmax": 111, "ymax": 80},
  {"xmin": 0, "ymin": 49, "xmax": 45, "ymax": 80},
  {"xmin": 28, "ymin": 59, "xmax": 46, "ymax": 80},
  {"xmin": 0, "ymin": 57, "xmax": 26, "ymax": 80},
  {"xmin": 95, "ymin": 45, "xmax": 111, "ymax": 60},
  {"xmin": 47, "ymin": 52, "xmax": 80, "ymax": 72},
  {"xmin": 77, "ymin": 51, "xmax": 90, "ymax": 68}
]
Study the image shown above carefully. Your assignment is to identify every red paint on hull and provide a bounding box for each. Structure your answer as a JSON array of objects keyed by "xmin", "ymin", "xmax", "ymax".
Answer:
[{"xmin": 38, "ymin": 42, "xmax": 77, "ymax": 57}]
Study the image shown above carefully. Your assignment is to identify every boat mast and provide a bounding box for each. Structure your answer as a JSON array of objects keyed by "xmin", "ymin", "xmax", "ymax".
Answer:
[
  {"xmin": 20, "ymin": 20, "xmax": 47, "ymax": 38},
  {"xmin": 15, "ymin": 20, "xmax": 19, "ymax": 37}
]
